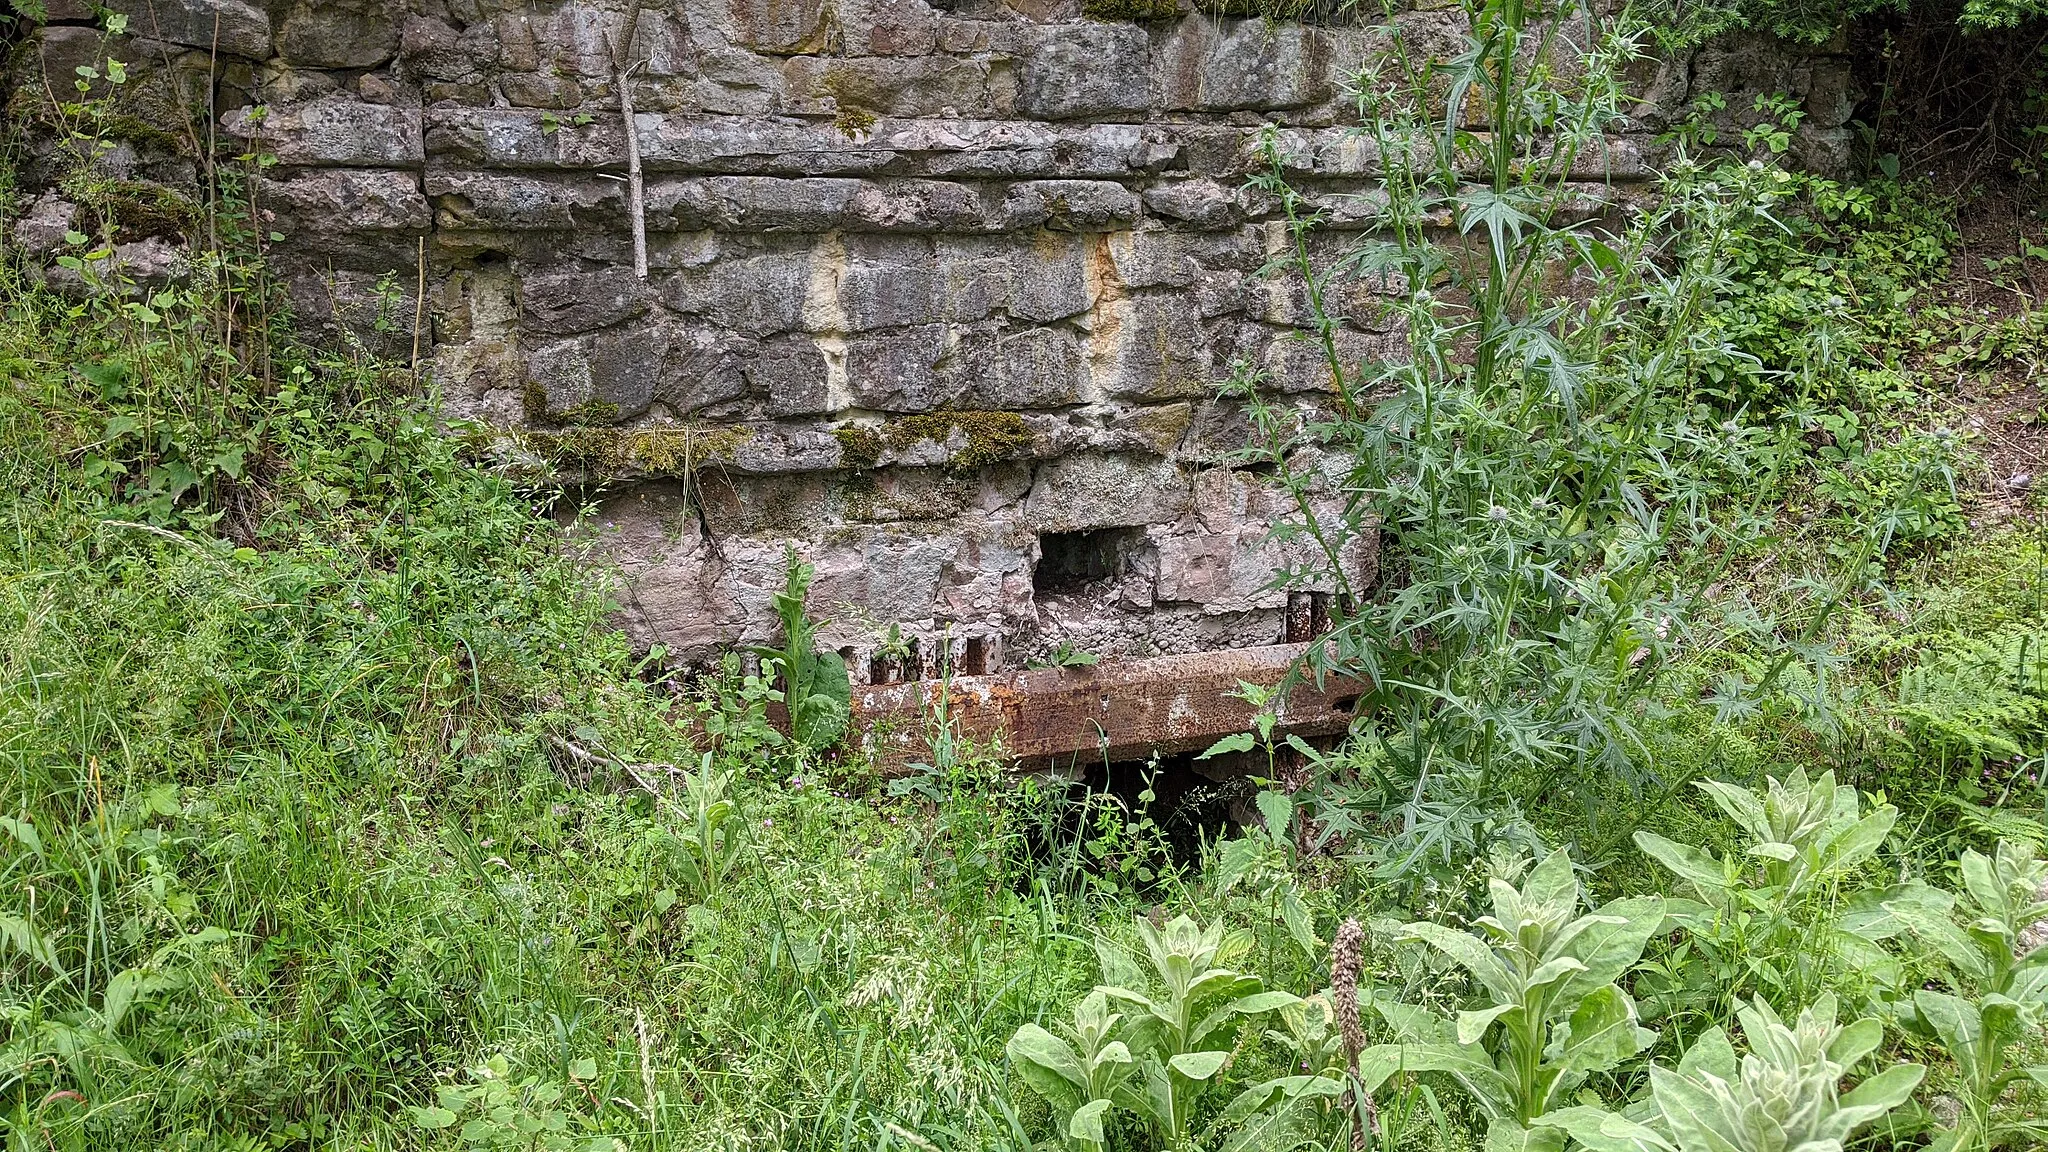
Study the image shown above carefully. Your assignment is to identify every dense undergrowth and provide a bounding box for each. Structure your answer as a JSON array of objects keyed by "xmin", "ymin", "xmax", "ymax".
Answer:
[{"xmin": 4, "ymin": 2, "xmax": 2048, "ymax": 1151}]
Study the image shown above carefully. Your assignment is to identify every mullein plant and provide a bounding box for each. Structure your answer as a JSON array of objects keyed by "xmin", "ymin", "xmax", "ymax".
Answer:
[
  {"xmin": 1352, "ymin": 850, "xmax": 1666, "ymax": 1151},
  {"xmin": 1632, "ymin": 768, "xmax": 1927, "ymax": 1020},
  {"xmin": 1007, "ymin": 915, "xmax": 1299, "ymax": 1149},
  {"xmin": 1887, "ymin": 840, "xmax": 2048, "ymax": 1151},
  {"xmin": 1536, "ymin": 995, "xmax": 1923, "ymax": 1152}
]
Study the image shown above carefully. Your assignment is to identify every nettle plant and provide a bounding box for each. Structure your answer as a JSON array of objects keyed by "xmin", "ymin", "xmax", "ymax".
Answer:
[{"xmin": 1208, "ymin": 790, "xmax": 1322, "ymax": 962}]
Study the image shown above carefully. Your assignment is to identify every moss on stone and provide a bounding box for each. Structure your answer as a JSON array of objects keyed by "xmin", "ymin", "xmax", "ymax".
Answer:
[
  {"xmin": 522, "ymin": 379, "xmax": 552, "ymax": 423},
  {"xmin": 629, "ymin": 426, "xmax": 751, "ymax": 473},
  {"xmin": 835, "ymin": 412, "xmax": 1035, "ymax": 473},
  {"xmin": 92, "ymin": 112, "xmax": 188, "ymax": 154},
  {"xmin": 533, "ymin": 426, "xmax": 630, "ymax": 474},
  {"xmin": 840, "ymin": 469, "xmax": 880, "ymax": 520},
  {"xmin": 528, "ymin": 425, "xmax": 752, "ymax": 480},
  {"xmin": 1082, "ymin": 0, "xmax": 1181, "ymax": 18},
  {"xmin": 888, "ymin": 410, "xmax": 1035, "ymax": 469},
  {"xmin": 834, "ymin": 425, "xmax": 884, "ymax": 471},
  {"xmin": 559, "ymin": 399, "xmax": 622, "ymax": 426},
  {"xmin": 819, "ymin": 68, "xmax": 878, "ymax": 139}
]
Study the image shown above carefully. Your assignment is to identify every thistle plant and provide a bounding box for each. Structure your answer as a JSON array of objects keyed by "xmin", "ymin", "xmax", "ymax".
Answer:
[{"xmin": 1236, "ymin": 0, "xmax": 1814, "ymax": 886}]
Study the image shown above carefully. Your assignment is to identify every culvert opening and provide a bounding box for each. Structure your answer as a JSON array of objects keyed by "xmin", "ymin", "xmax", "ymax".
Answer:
[
  {"xmin": 1011, "ymin": 750, "xmax": 1267, "ymax": 898},
  {"xmin": 1034, "ymin": 527, "xmax": 1146, "ymax": 594}
]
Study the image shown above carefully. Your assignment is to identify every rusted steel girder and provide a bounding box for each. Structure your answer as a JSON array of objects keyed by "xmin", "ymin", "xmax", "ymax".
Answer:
[{"xmin": 846, "ymin": 643, "xmax": 1366, "ymax": 774}]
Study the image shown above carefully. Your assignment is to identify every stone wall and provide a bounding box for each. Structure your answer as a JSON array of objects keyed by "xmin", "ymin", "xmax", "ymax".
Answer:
[{"xmin": 5, "ymin": 0, "xmax": 1859, "ymax": 674}]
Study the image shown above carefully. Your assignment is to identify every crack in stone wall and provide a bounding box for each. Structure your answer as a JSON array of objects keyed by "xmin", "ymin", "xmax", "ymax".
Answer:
[{"xmin": 5, "ymin": 0, "xmax": 1858, "ymax": 672}]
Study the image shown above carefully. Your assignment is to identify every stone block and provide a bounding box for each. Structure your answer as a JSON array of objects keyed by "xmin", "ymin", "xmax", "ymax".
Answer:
[
  {"xmin": 1262, "ymin": 325, "xmax": 1402, "ymax": 394},
  {"xmin": 1017, "ymin": 24, "xmax": 1151, "ymax": 120},
  {"xmin": 839, "ymin": 236, "xmax": 942, "ymax": 330},
  {"xmin": 726, "ymin": 425, "xmax": 849, "ymax": 474},
  {"xmin": 687, "ymin": 48, "xmax": 789, "ymax": 115},
  {"xmin": 1106, "ymin": 228, "xmax": 1258, "ymax": 291},
  {"xmin": 1002, "ymin": 180, "xmax": 1143, "ymax": 231},
  {"xmin": 499, "ymin": 73, "xmax": 585, "ymax": 110},
  {"xmin": 601, "ymin": 489, "xmax": 745, "ymax": 661},
  {"xmin": 728, "ymin": 0, "xmax": 832, "ymax": 53},
  {"xmin": 936, "ymin": 17, "xmax": 1035, "ymax": 54},
  {"xmin": 658, "ymin": 176, "xmax": 858, "ymax": 232},
  {"xmin": 839, "ymin": 0, "xmax": 941, "ymax": 55},
  {"xmin": 277, "ymin": 2, "xmax": 399, "ymax": 69},
  {"xmin": 1097, "ymin": 293, "xmax": 1215, "ymax": 401},
  {"xmin": 846, "ymin": 179, "xmax": 1007, "ymax": 231},
  {"xmin": 784, "ymin": 56, "xmax": 994, "ymax": 119},
  {"xmin": 847, "ymin": 468, "xmax": 978, "ymax": 523},
  {"xmin": 662, "ymin": 248, "xmax": 812, "ymax": 335},
  {"xmin": 636, "ymin": 115, "xmax": 888, "ymax": 175},
  {"xmin": 398, "ymin": 15, "xmax": 475, "ymax": 83},
  {"xmin": 263, "ymin": 169, "xmax": 429, "ymax": 232},
  {"xmin": 101, "ymin": 0, "xmax": 270, "ymax": 58},
  {"xmin": 429, "ymin": 171, "xmax": 621, "ymax": 231},
  {"xmin": 1155, "ymin": 17, "xmax": 1331, "ymax": 112},
  {"xmin": 1141, "ymin": 180, "xmax": 1240, "ymax": 229},
  {"xmin": 13, "ymin": 192, "xmax": 76, "ymax": 257},
  {"xmin": 935, "ymin": 236, "xmax": 1012, "ymax": 324},
  {"xmin": 650, "ymin": 324, "xmax": 754, "ymax": 417},
  {"xmin": 807, "ymin": 526, "xmax": 956, "ymax": 627},
  {"xmin": 523, "ymin": 336, "xmax": 594, "ymax": 417},
  {"xmin": 845, "ymin": 325, "xmax": 959, "ymax": 411},
  {"xmin": 223, "ymin": 98, "xmax": 423, "ymax": 168},
  {"xmin": 520, "ymin": 268, "xmax": 648, "ymax": 335},
  {"xmin": 752, "ymin": 335, "xmax": 832, "ymax": 416},
  {"xmin": 1007, "ymin": 233, "xmax": 1093, "ymax": 321},
  {"xmin": 978, "ymin": 325, "xmax": 1086, "ymax": 409},
  {"xmin": 1025, "ymin": 453, "xmax": 1190, "ymax": 532},
  {"xmin": 1092, "ymin": 400, "xmax": 1193, "ymax": 456},
  {"xmin": 586, "ymin": 327, "xmax": 663, "ymax": 419}
]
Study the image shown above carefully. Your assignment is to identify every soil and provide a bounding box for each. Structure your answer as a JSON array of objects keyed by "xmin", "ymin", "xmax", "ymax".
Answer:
[{"xmin": 1916, "ymin": 176, "xmax": 2047, "ymax": 527}]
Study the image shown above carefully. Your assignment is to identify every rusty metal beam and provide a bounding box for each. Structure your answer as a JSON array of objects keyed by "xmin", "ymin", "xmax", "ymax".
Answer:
[{"xmin": 845, "ymin": 643, "xmax": 1366, "ymax": 774}]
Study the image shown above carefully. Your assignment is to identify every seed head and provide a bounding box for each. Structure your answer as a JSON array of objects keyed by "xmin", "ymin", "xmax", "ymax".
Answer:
[{"xmin": 1330, "ymin": 917, "xmax": 1365, "ymax": 1064}]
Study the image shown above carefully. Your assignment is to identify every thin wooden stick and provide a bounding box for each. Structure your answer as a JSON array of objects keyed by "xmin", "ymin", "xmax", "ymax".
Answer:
[
  {"xmin": 615, "ymin": 1, "xmax": 651, "ymax": 278},
  {"xmin": 411, "ymin": 234, "xmax": 427, "ymax": 382}
]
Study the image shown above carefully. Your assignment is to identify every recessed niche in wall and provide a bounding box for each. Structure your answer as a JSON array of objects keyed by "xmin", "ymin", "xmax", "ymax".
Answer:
[{"xmin": 1034, "ymin": 527, "xmax": 1147, "ymax": 594}]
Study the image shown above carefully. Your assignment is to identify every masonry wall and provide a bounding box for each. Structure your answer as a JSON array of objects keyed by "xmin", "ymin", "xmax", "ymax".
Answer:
[{"xmin": 6, "ymin": 0, "xmax": 1860, "ymax": 673}]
